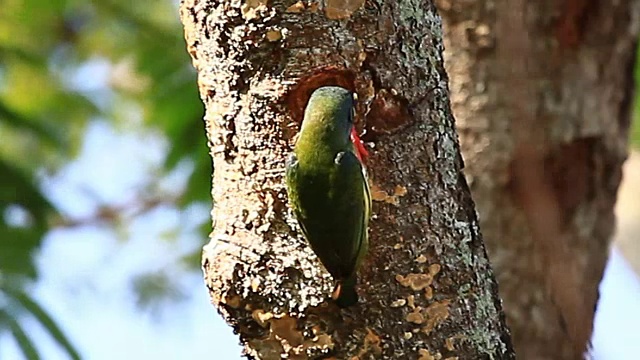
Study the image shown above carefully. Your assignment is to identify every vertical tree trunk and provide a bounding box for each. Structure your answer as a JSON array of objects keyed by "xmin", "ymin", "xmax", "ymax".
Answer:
[
  {"xmin": 180, "ymin": 0, "xmax": 514, "ymax": 358},
  {"xmin": 438, "ymin": 0, "xmax": 640, "ymax": 358}
]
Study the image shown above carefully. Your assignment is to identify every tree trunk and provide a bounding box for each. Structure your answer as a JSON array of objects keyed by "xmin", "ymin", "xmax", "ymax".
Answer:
[
  {"xmin": 437, "ymin": 0, "xmax": 640, "ymax": 358},
  {"xmin": 180, "ymin": 0, "xmax": 514, "ymax": 358}
]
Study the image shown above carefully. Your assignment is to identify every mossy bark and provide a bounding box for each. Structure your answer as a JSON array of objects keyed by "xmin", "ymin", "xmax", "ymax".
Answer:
[
  {"xmin": 180, "ymin": 0, "xmax": 514, "ymax": 358},
  {"xmin": 438, "ymin": 0, "xmax": 640, "ymax": 358}
]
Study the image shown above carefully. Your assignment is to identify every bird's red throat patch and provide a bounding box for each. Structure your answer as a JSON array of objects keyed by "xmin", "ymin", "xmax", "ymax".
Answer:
[{"xmin": 350, "ymin": 127, "xmax": 369, "ymax": 163}]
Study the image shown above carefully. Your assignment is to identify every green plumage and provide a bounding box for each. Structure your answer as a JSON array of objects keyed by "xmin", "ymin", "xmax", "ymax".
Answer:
[{"xmin": 285, "ymin": 86, "xmax": 371, "ymax": 307}]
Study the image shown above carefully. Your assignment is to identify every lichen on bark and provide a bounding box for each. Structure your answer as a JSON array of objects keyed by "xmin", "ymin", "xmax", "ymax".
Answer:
[{"xmin": 180, "ymin": 0, "xmax": 514, "ymax": 358}]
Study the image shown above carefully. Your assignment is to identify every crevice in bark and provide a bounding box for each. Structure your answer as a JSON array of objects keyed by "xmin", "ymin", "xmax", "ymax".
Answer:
[
  {"xmin": 545, "ymin": 137, "xmax": 598, "ymax": 224},
  {"xmin": 509, "ymin": 142, "xmax": 597, "ymax": 356},
  {"xmin": 555, "ymin": 0, "xmax": 598, "ymax": 49}
]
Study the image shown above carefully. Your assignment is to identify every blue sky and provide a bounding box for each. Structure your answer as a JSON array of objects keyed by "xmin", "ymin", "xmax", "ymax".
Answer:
[{"xmin": 592, "ymin": 248, "xmax": 640, "ymax": 359}]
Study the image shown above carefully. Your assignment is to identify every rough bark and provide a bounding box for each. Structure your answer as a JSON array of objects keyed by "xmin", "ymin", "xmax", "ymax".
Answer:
[
  {"xmin": 180, "ymin": 0, "xmax": 514, "ymax": 358},
  {"xmin": 437, "ymin": 0, "xmax": 640, "ymax": 359}
]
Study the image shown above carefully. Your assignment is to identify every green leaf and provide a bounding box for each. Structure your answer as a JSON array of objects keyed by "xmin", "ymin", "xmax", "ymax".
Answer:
[
  {"xmin": 151, "ymin": 79, "xmax": 203, "ymax": 168},
  {"xmin": 0, "ymin": 100, "xmax": 66, "ymax": 149},
  {"xmin": 631, "ymin": 121, "xmax": 640, "ymax": 148},
  {"xmin": 131, "ymin": 271, "xmax": 186, "ymax": 311},
  {"xmin": 0, "ymin": 309, "xmax": 41, "ymax": 360},
  {"xmin": 0, "ymin": 158, "xmax": 55, "ymax": 229},
  {"xmin": 179, "ymin": 248, "xmax": 202, "ymax": 271},
  {"xmin": 180, "ymin": 151, "xmax": 212, "ymax": 205},
  {"xmin": 4, "ymin": 286, "xmax": 81, "ymax": 360},
  {"xmin": 0, "ymin": 45, "xmax": 45, "ymax": 67},
  {"xmin": 0, "ymin": 226, "xmax": 40, "ymax": 278},
  {"xmin": 0, "ymin": 159, "xmax": 52, "ymax": 280}
]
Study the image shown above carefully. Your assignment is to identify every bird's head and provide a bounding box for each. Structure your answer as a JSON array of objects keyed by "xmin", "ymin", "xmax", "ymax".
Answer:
[{"xmin": 297, "ymin": 86, "xmax": 368, "ymax": 162}]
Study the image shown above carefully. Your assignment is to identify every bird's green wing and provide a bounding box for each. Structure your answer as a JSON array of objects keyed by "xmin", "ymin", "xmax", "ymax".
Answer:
[
  {"xmin": 356, "ymin": 157, "xmax": 371, "ymax": 269},
  {"xmin": 332, "ymin": 150, "xmax": 370, "ymax": 277},
  {"xmin": 285, "ymin": 150, "xmax": 369, "ymax": 281}
]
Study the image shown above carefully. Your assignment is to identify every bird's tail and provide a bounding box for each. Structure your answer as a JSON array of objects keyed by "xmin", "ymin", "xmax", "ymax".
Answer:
[{"xmin": 331, "ymin": 275, "xmax": 358, "ymax": 308}]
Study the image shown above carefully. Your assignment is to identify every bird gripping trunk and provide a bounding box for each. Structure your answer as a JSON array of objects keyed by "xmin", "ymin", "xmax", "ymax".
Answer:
[{"xmin": 285, "ymin": 86, "xmax": 371, "ymax": 307}]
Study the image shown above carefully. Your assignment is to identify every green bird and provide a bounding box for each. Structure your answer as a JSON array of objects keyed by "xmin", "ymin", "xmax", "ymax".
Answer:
[{"xmin": 285, "ymin": 86, "xmax": 371, "ymax": 307}]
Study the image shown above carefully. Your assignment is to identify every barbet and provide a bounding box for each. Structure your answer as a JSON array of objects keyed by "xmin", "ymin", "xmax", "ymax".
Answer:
[{"xmin": 285, "ymin": 86, "xmax": 371, "ymax": 307}]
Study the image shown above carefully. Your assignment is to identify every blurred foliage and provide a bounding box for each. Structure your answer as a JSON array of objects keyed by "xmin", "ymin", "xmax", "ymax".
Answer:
[
  {"xmin": 0, "ymin": 0, "xmax": 207, "ymax": 357},
  {"xmin": 131, "ymin": 271, "xmax": 188, "ymax": 313},
  {"xmin": 632, "ymin": 45, "xmax": 640, "ymax": 149},
  {"xmin": 633, "ymin": 94, "xmax": 640, "ymax": 148}
]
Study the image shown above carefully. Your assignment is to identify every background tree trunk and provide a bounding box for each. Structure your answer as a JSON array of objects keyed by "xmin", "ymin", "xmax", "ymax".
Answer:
[
  {"xmin": 180, "ymin": 0, "xmax": 514, "ymax": 358},
  {"xmin": 437, "ymin": 0, "xmax": 640, "ymax": 358}
]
